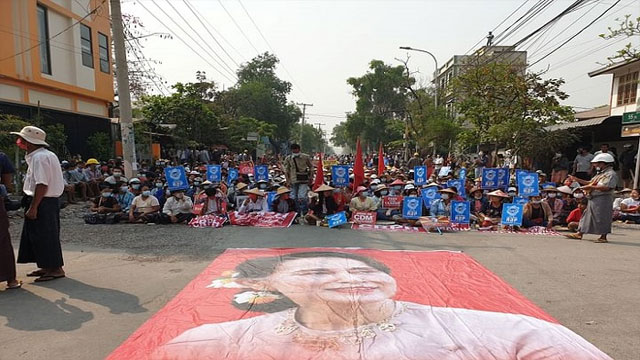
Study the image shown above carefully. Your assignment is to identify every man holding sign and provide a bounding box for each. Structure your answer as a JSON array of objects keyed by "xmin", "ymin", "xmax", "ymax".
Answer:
[{"xmin": 283, "ymin": 144, "xmax": 313, "ymax": 215}]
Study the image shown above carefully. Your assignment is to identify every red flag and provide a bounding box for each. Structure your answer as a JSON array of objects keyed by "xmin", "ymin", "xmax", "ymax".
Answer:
[
  {"xmin": 313, "ymin": 153, "xmax": 324, "ymax": 191},
  {"xmin": 377, "ymin": 142, "xmax": 385, "ymax": 177},
  {"xmin": 354, "ymin": 138, "xmax": 364, "ymax": 188}
]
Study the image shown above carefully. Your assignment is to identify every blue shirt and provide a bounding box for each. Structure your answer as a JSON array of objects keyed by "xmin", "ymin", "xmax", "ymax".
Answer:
[{"xmin": 116, "ymin": 191, "xmax": 135, "ymax": 212}]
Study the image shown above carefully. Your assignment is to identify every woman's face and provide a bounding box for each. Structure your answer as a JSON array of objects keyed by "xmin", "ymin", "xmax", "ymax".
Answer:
[{"xmin": 265, "ymin": 257, "xmax": 396, "ymax": 306}]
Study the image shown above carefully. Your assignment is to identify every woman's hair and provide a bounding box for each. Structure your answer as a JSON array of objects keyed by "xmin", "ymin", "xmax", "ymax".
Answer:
[{"xmin": 231, "ymin": 251, "xmax": 391, "ymax": 313}]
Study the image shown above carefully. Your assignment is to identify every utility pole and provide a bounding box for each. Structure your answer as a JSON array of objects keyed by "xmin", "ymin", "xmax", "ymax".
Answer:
[
  {"xmin": 296, "ymin": 102, "xmax": 313, "ymax": 147},
  {"xmin": 111, "ymin": 0, "xmax": 137, "ymax": 178}
]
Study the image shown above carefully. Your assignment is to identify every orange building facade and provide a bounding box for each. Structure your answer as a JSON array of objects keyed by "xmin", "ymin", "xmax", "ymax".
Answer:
[{"xmin": 0, "ymin": 0, "xmax": 114, "ymax": 156}]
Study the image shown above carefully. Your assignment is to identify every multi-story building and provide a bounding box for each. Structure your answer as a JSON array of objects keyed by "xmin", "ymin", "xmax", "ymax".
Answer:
[
  {"xmin": 434, "ymin": 46, "xmax": 527, "ymax": 115},
  {"xmin": 0, "ymin": 0, "xmax": 114, "ymax": 156}
]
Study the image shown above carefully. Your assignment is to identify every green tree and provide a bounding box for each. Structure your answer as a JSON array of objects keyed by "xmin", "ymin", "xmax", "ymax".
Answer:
[
  {"xmin": 292, "ymin": 123, "xmax": 327, "ymax": 154},
  {"xmin": 600, "ymin": 15, "xmax": 640, "ymax": 63},
  {"xmin": 225, "ymin": 116, "xmax": 276, "ymax": 152},
  {"xmin": 86, "ymin": 132, "xmax": 114, "ymax": 160},
  {"xmin": 450, "ymin": 59, "xmax": 575, "ymax": 158},
  {"xmin": 0, "ymin": 114, "xmax": 29, "ymax": 157}
]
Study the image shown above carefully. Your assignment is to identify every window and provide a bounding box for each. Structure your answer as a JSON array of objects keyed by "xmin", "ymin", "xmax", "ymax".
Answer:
[
  {"xmin": 617, "ymin": 71, "xmax": 638, "ymax": 106},
  {"xmin": 80, "ymin": 24, "xmax": 93, "ymax": 68},
  {"xmin": 98, "ymin": 32, "xmax": 109, "ymax": 73},
  {"xmin": 37, "ymin": 5, "xmax": 51, "ymax": 74}
]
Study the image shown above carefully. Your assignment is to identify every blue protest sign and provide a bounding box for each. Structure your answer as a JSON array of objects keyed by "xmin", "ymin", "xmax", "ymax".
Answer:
[
  {"xmin": 501, "ymin": 203, "xmax": 523, "ymax": 226},
  {"xmin": 266, "ymin": 191, "xmax": 277, "ymax": 211},
  {"xmin": 481, "ymin": 168, "xmax": 499, "ymax": 189},
  {"xmin": 402, "ymin": 196, "xmax": 423, "ymax": 220},
  {"xmin": 459, "ymin": 168, "xmax": 467, "ymax": 181},
  {"xmin": 446, "ymin": 179, "xmax": 465, "ymax": 198},
  {"xmin": 513, "ymin": 196, "xmax": 529, "ymax": 205},
  {"xmin": 227, "ymin": 168, "xmax": 238, "ymax": 185},
  {"xmin": 515, "ymin": 169, "xmax": 528, "ymax": 183},
  {"xmin": 451, "ymin": 201, "xmax": 470, "ymax": 224},
  {"xmin": 517, "ymin": 172, "xmax": 539, "ymax": 196},
  {"xmin": 164, "ymin": 166, "xmax": 189, "ymax": 191},
  {"xmin": 331, "ymin": 165, "xmax": 350, "ymax": 187},
  {"xmin": 254, "ymin": 165, "xmax": 269, "ymax": 182},
  {"xmin": 327, "ymin": 211, "xmax": 348, "ymax": 228},
  {"xmin": 421, "ymin": 186, "xmax": 440, "ymax": 209},
  {"xmin": 541, "ymin": 182, "xmax": 556, "ymax": 189},
  {"xmin": 497, "ymin": 168, "xmax": 509, "ymax": 188},
  {"xmin": 414, "ymin": 166, "xmax": 427, "ymax": 186},
  {"xmin": 206, "ymin": 165, "xmax": 222, "ymax": 183}
]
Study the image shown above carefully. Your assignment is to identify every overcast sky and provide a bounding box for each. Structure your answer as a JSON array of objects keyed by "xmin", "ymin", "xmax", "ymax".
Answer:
[{"xmin": 121, "ymin": 0, "xmax": 639, "ymax": 139}]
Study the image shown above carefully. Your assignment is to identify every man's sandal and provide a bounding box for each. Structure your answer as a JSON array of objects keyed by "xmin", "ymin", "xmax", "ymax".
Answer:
[
  {"xmin": 564, "ymin": 233, "xmax": 582, "ymax": 240},
  {"xmin": 594, "ymin": 238, "xmax": 608, "ymax": 243}
]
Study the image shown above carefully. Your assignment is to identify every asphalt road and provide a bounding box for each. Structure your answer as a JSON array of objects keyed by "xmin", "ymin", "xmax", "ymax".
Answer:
[{"xmin": 0, "ymin": 210, "xmax": 638, "ymax": 360}]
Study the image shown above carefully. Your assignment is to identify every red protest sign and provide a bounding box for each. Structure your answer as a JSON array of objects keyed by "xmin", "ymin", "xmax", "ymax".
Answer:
[
  {"xmin": 382, "ymin": 195, "xmax": 403, "ymax": 209},
  {"xmin": 351, "ymin": 211, "xmax": 377, "ymax": 225},
  {"xmin": 238, "ymin": 162, "xmax": 253, "ymax": 175}
]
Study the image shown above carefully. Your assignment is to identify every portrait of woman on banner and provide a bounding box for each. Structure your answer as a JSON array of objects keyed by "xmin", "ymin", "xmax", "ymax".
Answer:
[{"xmin": 155, "ymin": 251, "xmax": 610, "ymax": 360}]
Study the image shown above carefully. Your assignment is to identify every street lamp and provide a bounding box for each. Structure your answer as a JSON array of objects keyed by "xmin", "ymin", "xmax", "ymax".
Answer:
[{"xmin": 399, "ymin": 46, "xmax": 439, "ymax": 107}]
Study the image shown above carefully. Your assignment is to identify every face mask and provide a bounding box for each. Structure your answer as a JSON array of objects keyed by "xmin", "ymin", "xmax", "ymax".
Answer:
[
  {"xmin": 120, "ymin": 186, "xmax": 128, "ymax": 193},
  {"xmin": 142, "ymin": 190, "xmax": 151, "ymax": 197},
  {"xmin": 131, "ymin": 184, "xmax": 140, "ymax": 190},
  {"xmin": 174, "ymin": 193, "xmax": 184, "ymax": 199},
  {"xmin": 258, "ymin": 184, "xmax": 268, "ymax": 190},
  {"xmin": 165, "ymin": 189, "xmax": 171, "ymax": 196},
  {"xmin": 409, "ymin": 192, "xmax": 418, "ymax": 197},
  {"xmin": 531, "ymin": 200, "xmax": 542, "ymax": 204},
  {"xmin": 194, "ymin": 182, "xmax": 201, "ymax": 186},
  {"xmin": 155, "ymin": 183, "xmax": 163, "ymax": 188},
  {"xmin": 113, "ymin": 172, "xmax": 122, "ymax": 177},
  {"xmin": 508, "ymin": 192, "xmax": 516, "ymax": 197},
  {"xmin": 547, "ymin": 193, "xmax": 557, "ymax": 198},
  {"xmin": 595, "ymin": 167, "xmax": 601, "ymax": 172},
  {"xmin": 380, "ymin": 190, "xmax": 388, "ymax": 196},
  {"xmin": 474, "ymin": 194, "xmax": 483, "ymax": 200},
  {"xmin": 16, "ymin": 138, "xmax": 28, "ymax": 150},
  {"xmin": 574, "ymin": 193, "xmax": 584, "ymax": 199},
  {"xmin": 102, "ymin": 192, "xmax": 112, "ymax": 198},
  {"xmin": 333, "ymin": 189, "xmax": 341, "ymax": 194},
  {"xmin": 360, "ymin": 192, "xmax": 369, "ymax": 197},
  {"xmin": 441, "ymin": 194, "xmax": 450, "ymax": 200},
  {"xmin": 392, "ymin": 186, "xmax": 402, "ymax": 191}
]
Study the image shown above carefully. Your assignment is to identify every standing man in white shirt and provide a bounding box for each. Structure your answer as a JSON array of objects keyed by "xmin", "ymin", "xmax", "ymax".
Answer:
[{"xmin": 11, "ymin": 126, "xmax": 65, "ymax": 282}]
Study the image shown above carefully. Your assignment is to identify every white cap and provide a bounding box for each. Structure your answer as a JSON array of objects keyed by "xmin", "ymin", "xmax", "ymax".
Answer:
[{"xmin": 591, "ymin": 153, "xmax": 615, "ymax": 163}]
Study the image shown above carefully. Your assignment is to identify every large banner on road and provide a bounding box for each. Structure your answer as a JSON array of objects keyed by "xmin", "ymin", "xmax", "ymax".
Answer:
[
  {"xmin": 228, "ymin": 211, "xmax": 296, "ymax": 228},
  {"xmin": 108, "ymin": 248, "xmax": 611, "ymax": 360}
]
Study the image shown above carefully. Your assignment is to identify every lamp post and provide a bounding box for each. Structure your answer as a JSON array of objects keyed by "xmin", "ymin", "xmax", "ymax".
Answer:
[{"xmin": 399, "ymin": 46, "xmax": 439, "ymax": 107}]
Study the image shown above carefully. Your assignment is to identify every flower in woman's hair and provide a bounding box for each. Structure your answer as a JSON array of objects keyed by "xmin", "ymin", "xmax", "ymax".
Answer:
[
  {"xmin": 206, "ymin": 271, "xmax": 242, "ymax": 288},
  {"xmin": 233, "ymin": 291, "xmax": 282, "ymax": 304}
]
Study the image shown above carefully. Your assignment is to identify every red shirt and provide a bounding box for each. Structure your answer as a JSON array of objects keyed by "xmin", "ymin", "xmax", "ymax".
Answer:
[{"xmin": 566, "ymin": 208, "xmax": 583, "ymax": 223}]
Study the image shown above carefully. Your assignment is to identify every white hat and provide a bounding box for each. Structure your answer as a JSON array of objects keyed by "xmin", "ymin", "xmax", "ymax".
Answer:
[
  {"xmin": 591, "ymin": 153, "xmax": 615, "ymax": 163},
  {"xmin": 11, "ymin": 126, "xmax": 48, "ymax": 146}
]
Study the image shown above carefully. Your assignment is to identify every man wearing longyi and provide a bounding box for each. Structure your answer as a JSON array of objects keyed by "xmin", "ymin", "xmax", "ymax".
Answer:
[{"xmin": 154, "ymin": 252, "xmax": 610, "ymax": 360}]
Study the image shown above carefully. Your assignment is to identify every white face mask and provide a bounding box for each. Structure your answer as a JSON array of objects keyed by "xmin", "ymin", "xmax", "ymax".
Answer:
[
  {"xmin": 595, "ymin": 167, "xmax": 602, "ymax": 172},
  {"xmin": 441, "ymin": 194, "xmax": 450, "ymax": 200},
  {"xmin": 531, "ymin": 200, "xmax": 542, "ymax": 204},
  {"xmin": 547, "ymin": 193, "xmax": 557, "ymax": 198},
  {"xmin": 508, "ymin": 192, "xmax": 516, "ymax": 197}
]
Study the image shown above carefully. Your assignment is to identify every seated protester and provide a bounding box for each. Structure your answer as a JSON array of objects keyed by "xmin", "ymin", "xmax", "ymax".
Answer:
[
  {"xmin": 542, "ymin": 187, "xmax": 563, "ymax": 223},
  {"xmin": 115, "ymin": 181, "xmax": 135, "ymax": 213},
  {"xmin": 429, "ymin": 187, "xmax": 458, "ymax": 217},
  {"xmin": 388, "ymin": 179, "xmax": 405, "ymax": 196},
  {"xmin": 83, "ymin": 158, "xmax": 103, "ymax": 198},
  {"xmin": 229, "ymin": 182, "xmax": 248, "ymax": 210},
  {"xmin": 332, "ymin": 187, "xmax": 349, "ymax": 212},
  {"xmin": 506, "ymin": 186, "xmax": 517, "ymax": 202},
  {"xmin": 89, "ymin": 184, "xmax": 121, "ymax": 215},
  {"xmin": 151, "ymin": 179, "xmax": 167, "ymax": 208},
  {"xmin": 62, "ymin": 175, "xmax": 78, "ymax": 204},
  {"xmin": 128, "ymin": 177, "xmax": 143, "ymax": 196},
  {"xmin": 522, "ymin": 195, "xmax": 553, "ymax": 229},
  {"xmin": 619, "ymin": 188, "xmax": 640, "ymax": 224},
  {"xmin": 186, "ymin": 177, "xmax": 203, "ymax": 200},
  {"xmin": 104, "ymin": 167, "xmax": 128, "ymax": 184},
  {"xmin": 478, "ymin": 190, "xmax": 509, "ymax": 229},
  {"xmin": 349, "ymin": 186, "xmax": 378, "ymax": 215},
  {"xmin": 567, "ymin": 199, "xmax": 588, "ymax": 232},
  {"xmin": 197, "ymin": 184, "xmax": 228, "ymax": 216},
  {"xmin": 63, "ymin": 161, "xmax": 89, "ymax": 201},
  {"xmin": 392, "ymin": 184, "xmax": 422, "ymax": 226},
  {"xmin": 238, "ymin": 188, "xmax": 268, "ymax": 214},
  {"xmin": 162, "ymin": 189, "xmax": 194, "ymax": 224},
  {"xmin": 375, "ymin": 185, "xmax": 399, "ymax": 221},
  {"xmin": 555, "ymin": 185, "xmax": 576, "ymax": 226},
  {"xmin": 468, "ymin": 187, "xmax": 488, "ymax": 224},
  {"xmin": 612, "ymin": 188, "xmax": 632, "ymax": 211},
  {"xmin": 305, "ymin": 184, "xmax": 338, "ymax": 226},
  {"xmin": 128, "ymin": 185, "xmax": 161, "ymax": 223},
  {"xmin": 271, "ymin": 187, "xmax": 297, "ymax": 214},
  {"xmin": 255, "ymin": 180, "xmax": 271, "ymax": 192}
]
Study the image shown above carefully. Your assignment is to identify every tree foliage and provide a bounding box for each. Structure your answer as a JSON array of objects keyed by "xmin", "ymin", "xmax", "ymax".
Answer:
[
  {"xmin": 600, "ymin": 15, "xmax": 640, "ymax": 64},
  {"xmin": 87, "ymin": 132, "xmax": 114, "ymax": 161},
  {"xmin": 450, "ymin": 59, "xmax": 574, "ymax": 158}
]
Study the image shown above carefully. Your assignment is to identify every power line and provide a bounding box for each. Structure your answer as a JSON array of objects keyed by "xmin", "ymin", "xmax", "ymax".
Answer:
[
  {"xmin": 528, "ymin": 0, "xmax": 622, "ymax": 68},
  {"xmin": 183, "ymin": 0, "xmax": 240, "ymax": 68},
  {"xmin": 137, "ymin": 1, "xmax": 236, "ymax": 83},
  {"xmin": 0, "ymin": 0, "xmax": 107, "ymax": 63},
  {"xmin": 237, "ymin": 0, "xmax": 310, "ymax": 101},
  {"xmin": 217, "ymin": 0, "xmax": 260, "ymax": 54},
  {"xmin": 163, "ymin": 0, "xmax": 237, "ymax": 75},
  {"xmin": 464, "ymin": 0, "xmax": 531, "ymax": 55}
]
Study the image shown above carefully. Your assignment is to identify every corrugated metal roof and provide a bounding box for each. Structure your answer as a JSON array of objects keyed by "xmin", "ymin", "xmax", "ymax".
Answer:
[{"xmin": 546, "ymin": 116, "xmax": 608, "ymax": 131}]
